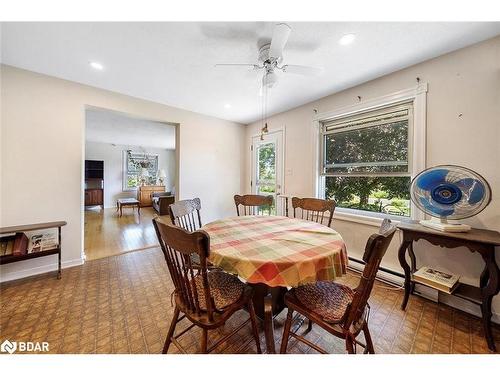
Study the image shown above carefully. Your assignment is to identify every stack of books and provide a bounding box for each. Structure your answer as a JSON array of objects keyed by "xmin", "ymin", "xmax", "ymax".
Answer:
[
  {"xmin": 0, "ymin": 233, "xmax": 29, "ymax": 256},
  {"xmin": 413, "ymin": 266, "xmax": 460, "ymax": 294}
]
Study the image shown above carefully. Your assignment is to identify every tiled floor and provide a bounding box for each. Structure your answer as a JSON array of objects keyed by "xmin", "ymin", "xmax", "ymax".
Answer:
[{"xmin": 1, "ymin": 247, "xmax": 498, "ymax": 354}]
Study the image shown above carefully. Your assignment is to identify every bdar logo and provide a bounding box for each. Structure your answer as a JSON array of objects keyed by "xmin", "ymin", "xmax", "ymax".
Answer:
[{"xmin": 1, "ymin": 339, "xmax": 17, "ymax": 354}]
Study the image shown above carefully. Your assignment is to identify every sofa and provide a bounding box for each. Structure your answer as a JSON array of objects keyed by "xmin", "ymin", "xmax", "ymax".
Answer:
[{"xmin": 152, "ymin": 192, "xmax": 175, "ymax": 216}]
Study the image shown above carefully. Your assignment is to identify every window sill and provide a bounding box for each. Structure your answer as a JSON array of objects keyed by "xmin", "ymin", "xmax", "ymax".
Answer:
[{"xmin": 333, "ymin": 208, "xmax": 408, "ymax": 227}]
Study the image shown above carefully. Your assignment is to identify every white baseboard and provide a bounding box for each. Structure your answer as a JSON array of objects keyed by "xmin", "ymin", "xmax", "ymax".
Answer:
[
  {"xmin": 348, "ymin": 259, "xmax": 500, "ymax": 324},
  {"xmin": 0, "ymin": 257, "xmax": 84, "ymax": 283}
]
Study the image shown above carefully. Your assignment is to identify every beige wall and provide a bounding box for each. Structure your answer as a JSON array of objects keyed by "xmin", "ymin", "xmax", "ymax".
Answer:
[
  {"xmin": 245, "ymin": 36, "xmax": 500, "ymax": 320},
  {"xmin": 0, "ymin": 65, "xmax": 245, "ymax": 281}
]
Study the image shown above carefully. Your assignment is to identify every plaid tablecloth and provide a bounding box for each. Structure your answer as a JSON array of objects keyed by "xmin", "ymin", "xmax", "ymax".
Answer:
[{"xmin": 202, "ymin": 216, "xmax": 348, "ymax": 288}]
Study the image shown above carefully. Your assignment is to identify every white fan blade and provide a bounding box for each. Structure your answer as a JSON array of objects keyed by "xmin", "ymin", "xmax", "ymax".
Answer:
[
  {"xmin": 214, "ymin": 63, "xmax": 261, "ymax": 70},
  {"xmin": 269, "ymin": 23, "xmax": 291, "ymax": 59},
  {"xmin": 282, "ymin": 64, "xmax": 324, "ymax": 76}
]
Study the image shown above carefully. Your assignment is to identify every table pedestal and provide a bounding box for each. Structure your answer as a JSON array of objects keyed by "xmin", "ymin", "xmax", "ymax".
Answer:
[{"xmin": 248, "ymin": 283, "xmax": 287, "ymax": 353}]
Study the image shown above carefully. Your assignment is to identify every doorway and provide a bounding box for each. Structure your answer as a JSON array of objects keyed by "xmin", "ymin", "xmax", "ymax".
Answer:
[
  {"xmin": 83, "ymin": 107, "xmax": 177, "ymax": 260},
  {"xmin": 251, "ymin": 129, "xmax": 284, "ymax": 215}
]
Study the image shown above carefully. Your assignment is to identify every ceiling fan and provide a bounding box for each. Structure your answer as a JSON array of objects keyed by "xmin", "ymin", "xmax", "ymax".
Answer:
[{"xmin": 215, "ymin": 23, "xmax": 324, "ymax": 91}]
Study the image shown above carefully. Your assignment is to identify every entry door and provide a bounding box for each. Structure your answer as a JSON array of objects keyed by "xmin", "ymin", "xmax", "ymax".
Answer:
[{"xmin": 251, "ymin": 130, "xmax": 284, "ymax": 215}]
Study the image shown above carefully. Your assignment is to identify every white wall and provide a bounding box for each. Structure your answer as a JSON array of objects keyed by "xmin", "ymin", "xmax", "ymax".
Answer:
[
  {"xmin": 85, "ymin": 142, "xmax": 176, "ymax": 208},
  {"xmin": 0, "ymin": 64, "xmax": 245, "ymax": 281},
  {"xmin": 245, "ymin": 36, "xmax": 500, "ymax": 320}
]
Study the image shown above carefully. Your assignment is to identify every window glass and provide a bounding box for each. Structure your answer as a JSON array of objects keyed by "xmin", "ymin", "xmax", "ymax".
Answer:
[{"xmin": 320, "ymin": 103, "xmax": 412, "ymax": 217}]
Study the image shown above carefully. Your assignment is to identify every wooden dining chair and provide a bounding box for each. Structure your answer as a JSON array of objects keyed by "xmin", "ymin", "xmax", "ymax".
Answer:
[
  {"xmin": 234, "ymin": 194, "xmax": 273, "ymax": 216},
  {"xmin": 280, "ymin": 219, "xmax": 397, "ymax": 354},
  {"xmin": 169, "ymin": 198, "xmax": 202, "ymax": 232},
  {"xmin": 169, "ymin": 198, "xmax": 216, "ymax": 270},
  {"xmin": 152, "ymin": 218, "xmax": 262, "ymax": 354},
  {"xmin": 292, "ymin": 197, "xmax": 336, "ymax": 227}
]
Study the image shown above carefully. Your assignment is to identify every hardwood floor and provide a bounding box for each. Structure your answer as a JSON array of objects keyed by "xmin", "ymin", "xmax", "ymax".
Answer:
[
  {"xmin": 1, "ymin": 247, "xmax": 498, "ymax": 354},
  {"xmin": 84, "ymin": 206, "xmax": 170, "ymax": 261}
]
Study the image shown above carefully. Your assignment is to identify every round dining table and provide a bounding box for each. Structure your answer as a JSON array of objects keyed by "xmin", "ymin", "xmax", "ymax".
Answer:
[{"xmin": 202, "ymin": 215, "xmax": 348, "ymax": 353}]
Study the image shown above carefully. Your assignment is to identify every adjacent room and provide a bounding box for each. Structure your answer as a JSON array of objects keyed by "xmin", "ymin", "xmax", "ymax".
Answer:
[
  {"xmin": 84, "ymin": 108, "xmax": 176, "ymax": 260},
  {"xmin": 1, "ymin": 19, "xmax": 499, "ymax": 360}
]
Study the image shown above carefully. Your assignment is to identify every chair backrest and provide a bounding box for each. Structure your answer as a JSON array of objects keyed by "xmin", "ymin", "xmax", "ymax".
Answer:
[
  {"xmin": 152, "ymin": 218, "xmax": 216, "ymax": 320},
  {"xmin": 234, "ymin": 194, "xmax": 273, "ymax": 216},
  {"xmin": 169, "ymin": 198, "xmax": 202, "ymax": 232},
  {"xmin": 292, "ymin": 197, "xmax": 336, "ymax": 227},
  {"xmin": 344, "ymin": 219, "xmax": 397, "ymax": 329}
]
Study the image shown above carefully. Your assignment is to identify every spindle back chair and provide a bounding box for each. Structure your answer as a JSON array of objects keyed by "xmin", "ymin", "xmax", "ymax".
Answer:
[
  {"xmin": 169, "ymin": 198, "xmax": 202, "ymax": 231},
  {"xmin": 152, "ymin": 218, "xmax": 261, "ymax": 354},
  {"xmin": 234, "ymin": 194, "xmax": 273, "ymax": 216},
  {"xmin": 280, "ymin": 219, "xmax": 396, "ymax": 354},
  {"xmin": 291, "ymin": 197, "xmax": 336, "ymax": 227}
]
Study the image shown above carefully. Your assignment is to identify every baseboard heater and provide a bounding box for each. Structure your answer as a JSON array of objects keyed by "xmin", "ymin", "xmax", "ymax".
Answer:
[{"xmin": 347, "ymin": 256, "xmax": 404, "ymax": 288}]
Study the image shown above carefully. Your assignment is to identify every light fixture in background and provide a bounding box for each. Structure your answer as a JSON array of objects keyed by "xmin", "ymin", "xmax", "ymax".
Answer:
[
  {"xmin": 140, "ymin": 168, "xmax": 150, "ymax": 186},
  {"xmin": 89, "ymin": 61, "xmax": 104, "ymax": 70},
  {"xmin": 339, "ymin": 33, "xmax": 356, "ymax": 46},
  {"xmin": 224, "ymin": 103, "xmax": 231, "ymax": 109}
]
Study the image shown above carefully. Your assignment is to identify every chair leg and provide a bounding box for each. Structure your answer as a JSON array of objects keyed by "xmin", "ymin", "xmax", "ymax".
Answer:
[
  {"xmin": 345, "ymin": 334, "xmax": 355, "ymax": 354},
  {"xmin": 362, "ymin": 322, "xmax": 375, "ymax": 354},
  {"xmin": 280, "ymin": 309, "xmax": 294, "ymax": 354},
  {"xmin": 201, "ymin": 328, "xmax": 208, "ymax": 354},
  {"xmin": 162, "ymin": 307, "xmax": 180, "ymax": 354},
  {"xmin": 247, "ymin": 301, "xmax": 262, "ymax": 354}
]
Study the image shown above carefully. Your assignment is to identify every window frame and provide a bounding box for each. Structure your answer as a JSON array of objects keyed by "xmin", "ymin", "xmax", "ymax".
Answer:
[
  {"xmin": 321, "ymin": 102, "xmax": 413, "ymax": 178},
  {"xmin": 313, "ymin": 84, "xmax": 427, "ymax": 224},
  {"xmin": 122, "ymin": 151, "xmax": 159, "ymax": 192}
]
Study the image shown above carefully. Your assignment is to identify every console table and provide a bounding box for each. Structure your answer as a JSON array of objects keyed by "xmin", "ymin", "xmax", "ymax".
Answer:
[
  {"xmin": 397, "ymin": 221, "xmax": 500, "ymax": 351},
  {"xmin": 0, "ymin": 221, "xmax": 67, "ymax": 279}
]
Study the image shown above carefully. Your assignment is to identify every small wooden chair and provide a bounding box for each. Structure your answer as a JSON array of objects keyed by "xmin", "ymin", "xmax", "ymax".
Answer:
[
  {"xmin": 169, "ymin": 198, "xmax": 216, "ymax": 270},
  {"xmin": 169, "ymin": 198, "xmax": 202, "ymax": 231},
  {"xmin": 292, "ymin": 197, "xmax": 336, "ymax": 227},
  {"xmin": 280, "ymin": 219, "xmax": 396, "ymax": 354},
  {"xmin": 234, "ymin": 194, "xmax": 273, "ymax": 216},
  {"xmin": 152, "ymin": 219, "xmax": 262, "ymax": 354}
]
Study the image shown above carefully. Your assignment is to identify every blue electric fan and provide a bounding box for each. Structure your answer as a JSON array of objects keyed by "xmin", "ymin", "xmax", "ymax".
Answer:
[{"xmin": 410, "ymin": 165, "xmax": 491, "ymax": 232}]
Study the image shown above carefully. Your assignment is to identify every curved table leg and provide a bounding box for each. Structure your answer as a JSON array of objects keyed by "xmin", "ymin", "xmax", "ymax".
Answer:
[
  {"xmin": 398, "ymin": 240, "xmax": 413, "ymax": 310},
  {"xmin": 408, "ymin": 242, "xmax": 417, "ymax": 294},
  {"xmin": 478, "ymin": 246, "xmax": 500, "ymax": 352}
]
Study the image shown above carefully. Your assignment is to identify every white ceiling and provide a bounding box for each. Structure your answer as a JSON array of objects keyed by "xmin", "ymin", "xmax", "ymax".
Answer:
[
  {"xmin": 2, "ymin": 22, "xmax": 500, "ymax": 124},
  {"xmin": 85, "ymin": 108, "xmax": 176, "ymax": 149}
]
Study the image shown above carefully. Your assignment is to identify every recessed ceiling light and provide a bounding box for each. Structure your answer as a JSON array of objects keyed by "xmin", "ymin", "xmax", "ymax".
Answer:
[
  {"xmin": 224, "ymin": 103, "xmax": 231, "ymax": 109},
  {"xmin": 339, "ymin": 34, "xmax": 356, "ymax": 46},
  {"xmin": 89, "ymin": 61, "xmax": 104, "ymax": 70}
]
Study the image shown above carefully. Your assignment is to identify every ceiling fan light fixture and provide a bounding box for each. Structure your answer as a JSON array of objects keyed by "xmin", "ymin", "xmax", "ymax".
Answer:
[
  {"xmin": 339, "ymin": 33, "xmax": 356, "ymax": 46},
  {"xmin": 262, "ymin": 71, "xmax": 278, "ymax": 88}
]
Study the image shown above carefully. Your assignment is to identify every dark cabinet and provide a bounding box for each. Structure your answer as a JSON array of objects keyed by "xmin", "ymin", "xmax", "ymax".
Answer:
[
  {"xmin": 85, "ymin": 160, "xmax": 104, "ymax": 179},
  {"xmin": 85, "ymin": 189, "xmax": 103, "ymax": 206},
  {"xmin": 85, "ymin": 159, "xmax": 104, "ymax": 207}
]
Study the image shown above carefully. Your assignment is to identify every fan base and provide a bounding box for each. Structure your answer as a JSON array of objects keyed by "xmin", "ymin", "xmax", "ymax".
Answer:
[{"xmin": 420, "ymin": 220, "xmax": 471, "ymax": 232}]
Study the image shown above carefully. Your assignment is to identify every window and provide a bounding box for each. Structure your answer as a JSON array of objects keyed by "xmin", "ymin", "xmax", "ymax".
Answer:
[
  {"xmin": 123, "ymin": 151, "xmax": 158, "ymax": 191},
  {"xmin": 319, "ymin": 103, "xmax": 413, "ymax": 217}
]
